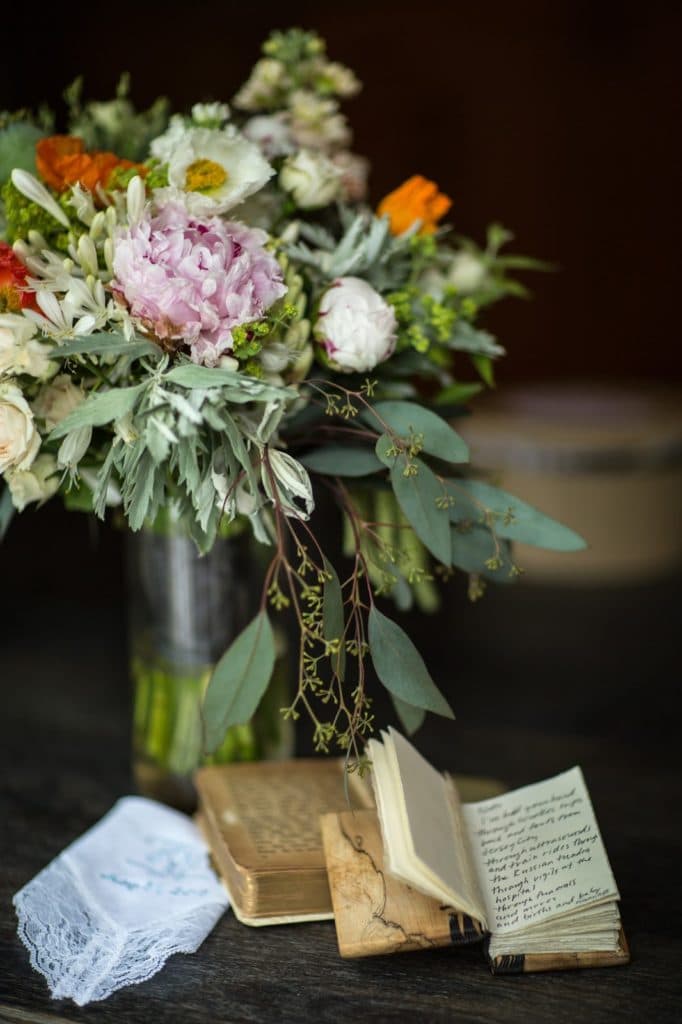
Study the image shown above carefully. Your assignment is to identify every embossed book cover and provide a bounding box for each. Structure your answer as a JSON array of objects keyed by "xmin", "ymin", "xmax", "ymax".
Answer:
[{"xmin": 195, "ymin": 759, "xmax": 373, "ymax": 924}]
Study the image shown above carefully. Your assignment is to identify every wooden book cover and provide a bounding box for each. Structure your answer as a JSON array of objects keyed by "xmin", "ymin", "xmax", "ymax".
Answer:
[
  {"xmin": 322, "ymin": 808, "xmax": 630, "ymax": 971},
  {"xmin": 194, "ymin": 758, "xmax": 373, "ymax": 924},
  {"xmin": 321, "ymin": 809, "xmax": 484, "ymax": 958}
]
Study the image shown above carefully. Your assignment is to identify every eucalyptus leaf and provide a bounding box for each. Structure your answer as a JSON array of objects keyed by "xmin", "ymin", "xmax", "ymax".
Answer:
[
  {"xmin": 449, "ymin": 479, "xmax": 587, "ymax": 551},
  {"xmin": 366, "ymin": 401, "xmax": 468, "ymax": 465},
  {"xmin": 51, "ymin": 334, "xmax": 161, "ymax": 360},
  {"xmin": 49, "ymin": 384, "xmax": 145, "ymax": 439},
  {"xmin": 450, "ymin": 523, "xmax": 515, "ymax": 581},
  {"xmin": 322, "ymin": 558, "xmax": 346, "ymax": 681},
  {"xmin": 299, "ymin": 445, "xmax": 384, "ymax": 477},
  {"xmin": 369, "ymin": 605, "xmax": 454, "ymax": 719},
  {"xmin": 379, "ymin": 446, "xmax": 451, "ymax": 565},
  {"xmin": 391, "ymin": 694, "xmax": 426, "ymax": 736},
  {"xmin": 202, "ymin": 611, "xmax": 276, "ymax": 753}
]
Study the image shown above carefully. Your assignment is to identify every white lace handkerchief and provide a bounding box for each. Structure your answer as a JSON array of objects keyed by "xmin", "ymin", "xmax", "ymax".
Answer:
[{"xmin": 13, "ymin": 796, "xmax": 229, "ymax": 1005}]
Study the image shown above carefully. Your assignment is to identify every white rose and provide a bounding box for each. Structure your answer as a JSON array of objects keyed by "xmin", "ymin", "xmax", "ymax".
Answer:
[
  {"xmin": 0, "ymin": 383, "xmax": 40, "ymax": 474},
  {"xmin": 315, "ymin": 277, "xmax": 397, "ymax": 373},
  {"xmin": 279, "ymin": 149, "xmax": 342, "ymax": 209},
  {"xmin": 447, "ymin": 251, "xmax": 488, "ymax": 294},
  {"xmin": 0, "ymin": 314, "xmax": 55, "ymax": 380},
  {"xmin": 32, "ymin": 374, "xmax": 84, "ymax": 431},
  {"xmin": 5, "ymin": 453, "xmax": 59, "ymax": 511}
]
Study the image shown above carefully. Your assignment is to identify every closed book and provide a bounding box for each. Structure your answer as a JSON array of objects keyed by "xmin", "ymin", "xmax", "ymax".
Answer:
[{"xmin": 194, "ymin": 758, "xmax": 373, "ymax": 924}]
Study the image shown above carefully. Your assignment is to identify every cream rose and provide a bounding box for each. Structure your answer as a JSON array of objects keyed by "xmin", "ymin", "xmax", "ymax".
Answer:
[
  {"xmin": 0, "ymin": 383, "xmax": 40, "ymax": 474},
  {"xmin": 5, "ymin": 453, "xmax": 59, "ymax": 511},
  {"xmin": 32, "ymin": 374, "xmax": 84, "ymax": 431},
  {"xmin": 0, "ymin": 314, "xmax": 54, "ymax": 380},
  {"xmin": 279, "ymin": 149, "xmax": 342, "ymax": 209},
  {"xmin": 315, "ymin": 277, "xmax": 397, "ymax": 373}
]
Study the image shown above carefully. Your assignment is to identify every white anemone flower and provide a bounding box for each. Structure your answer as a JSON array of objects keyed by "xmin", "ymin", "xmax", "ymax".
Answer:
[
  {"xmin": 153, "ymin": 126, "xmax": 274, "ymax": 216},
  {"xmin": 149, "ymin": 115, "xmax": 189, "ymax": 164}
]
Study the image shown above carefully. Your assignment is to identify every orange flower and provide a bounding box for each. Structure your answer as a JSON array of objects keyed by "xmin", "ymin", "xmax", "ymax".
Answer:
[
  {"xmin": 0, "ymin": 242, "xmax": 37, "ymax": 312},
  {"xmin": 36, "ymin": 135, "xmax": 143, "ymax": 194},
  {"xmin": 377, "ymin": 174, "xmax": 452, "ymax": 235}
]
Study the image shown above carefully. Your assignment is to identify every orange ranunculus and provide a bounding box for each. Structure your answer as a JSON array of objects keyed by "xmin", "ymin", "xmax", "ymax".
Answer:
[
  {"xmin": 377, "ymin": 174, "xmax": 452, "ymax": 236},
  {"xmin": 36, "ymin": 135, "xmax": 143, "ymax": 194},
  {"xmin": 0, "ymin": 242, "xmax": 38, "ymax": 312}
]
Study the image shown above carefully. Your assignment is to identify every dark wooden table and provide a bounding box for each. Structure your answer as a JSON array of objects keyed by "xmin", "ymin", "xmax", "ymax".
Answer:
[{"xmin": 1, "ymin": 574, "xmax": 681, "ymax": 1023}]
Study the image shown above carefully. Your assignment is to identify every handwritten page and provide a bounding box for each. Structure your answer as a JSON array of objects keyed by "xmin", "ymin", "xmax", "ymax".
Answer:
[{"xmin": 461, "ymin": 767, "xmax": 619, "ymax": 934}]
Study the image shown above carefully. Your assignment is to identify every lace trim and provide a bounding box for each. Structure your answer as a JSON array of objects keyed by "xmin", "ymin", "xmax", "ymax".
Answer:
[{"xmin": 14, "ymin": 856, "xmax": 226, "ymax": 1005}]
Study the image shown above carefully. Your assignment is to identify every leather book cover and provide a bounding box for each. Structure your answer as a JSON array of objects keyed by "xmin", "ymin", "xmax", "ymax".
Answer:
[{"xmin": 195, "ymin": 758, "xmax": 373, "ymax": 922}]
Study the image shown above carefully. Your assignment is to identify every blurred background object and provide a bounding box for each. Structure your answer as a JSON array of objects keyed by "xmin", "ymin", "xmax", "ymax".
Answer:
[{"xmin": 460, "ymin": 385, "xmax": 682, "ymax": 583}]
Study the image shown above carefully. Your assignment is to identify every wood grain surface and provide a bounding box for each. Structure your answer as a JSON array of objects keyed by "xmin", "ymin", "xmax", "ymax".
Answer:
[{"xmin": 1, "ymin": 581, "xmax": 681, "ymax": 1023}]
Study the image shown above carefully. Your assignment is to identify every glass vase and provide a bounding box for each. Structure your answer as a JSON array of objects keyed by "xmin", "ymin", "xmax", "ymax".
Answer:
[{"xmin": 126, "ymin": 513, "xmax": 293, "ymax": 811}]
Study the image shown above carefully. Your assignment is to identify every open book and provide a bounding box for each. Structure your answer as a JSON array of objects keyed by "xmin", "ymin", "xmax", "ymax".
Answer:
[{"xmin": 321, "ymin": 729, "xmax": 628, "ymax": 971}]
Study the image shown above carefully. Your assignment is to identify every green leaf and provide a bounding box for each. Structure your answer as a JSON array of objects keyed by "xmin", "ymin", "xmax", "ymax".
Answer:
[
  {"xmin": 472, "ymin": 354, "xmax": 495, "ymax": 387},
  {"xmin": 202, "ymin": 611, "xmax": 276, "ymax": 753},
  {"xmin": 63, "ymin": 480, "xmax": 95, "ymax": 513},
  {"xmin": 50, "ymin": 334, "xmax": 161, "ymax": 360},
  {"xmin": 127, "ymin": 449, "xmax": 156, "ymax": 530},
  {"xmin": 450, "ymin": 524, "xmax": 515, "ymax": 582},
  {"xmin": 377, "ymin": 442, "xmax": 451, "ymax": 565},
  {"xmin": 299, "ymin": 445, "xmax": 384, "ymax": 477},
  {"xmin": 367, "ymin": 400, "xmax": 468, "ymax": 465},
  {"xmin": 369, "ymin": 605, "xmax": 454, "ymax": 719},
  {"xmin": 0, "ymin": 485, "xmax": 15, "ymax": 540},
  {"xmin": 450, "ymin": 479, "xmax": 587, "ymax": 552},
  {"xmin": 434, "ymin": 382, "xmax": 483, "ymax": 406},
  {"xmin": 391, "ymin": 694, "xmax": 426, "ymax": 736},
  {"xmin": 48, "ymin": 384, "xmax": 145, "ymax": 439},
  {"xmin": 165, "ymin": 363, "xmax": 295, "ymax": 401},
  {"xmin": 449, "ymin": 321, "xmax": 504, "ymax": 358},
  {"xmin": 322, "ymin": 558, "xmax": 346, "ymax": 681}
]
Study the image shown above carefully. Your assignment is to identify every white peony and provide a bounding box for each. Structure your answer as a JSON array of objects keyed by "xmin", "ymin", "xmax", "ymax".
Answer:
[
  {"xmin": 243, "ymin": 114, "xmax": 295, "ymax": 159},
  {"xmin": 5, "ymin": 453, "xmax": 59, "ymax": 511},
  {"xmin": 0, "ymin": 314, "xmax": 54, "ymax": 380},
  {"xmin": 0, "ymin": 383, "xmax": 40, "ymax": 474},
  {"xmin": 279, "ymin": 149, "xmax": 342, "ymax": 209},
  {"xmin": 32, "ymin": 374, "xmax": 84, "ymax": 431},
  {"xmin": 154, "ymin": 126, "xmax": 274, "ymax": 216},
  {"xmin": 447, "ymin": 251, "xmax": 488, "ymax": 294},
  {"xmin": 315, "ymin": 277, "xmax": 397, "ymax": 373}
]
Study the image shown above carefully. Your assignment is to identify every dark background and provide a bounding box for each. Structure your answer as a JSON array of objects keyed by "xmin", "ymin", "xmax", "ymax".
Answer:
[{"xmin": 2, "ymin": 0, "xmax": 680, "ymax": 705}]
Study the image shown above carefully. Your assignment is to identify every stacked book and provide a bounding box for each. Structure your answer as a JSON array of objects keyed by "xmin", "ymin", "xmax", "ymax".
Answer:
[{"xmin": 195, "ymin": 732, "xmax": 630, "ymax": 973}]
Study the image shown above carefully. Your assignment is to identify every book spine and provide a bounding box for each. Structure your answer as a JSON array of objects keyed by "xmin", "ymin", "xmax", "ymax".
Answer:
[{"xmin": 447, "ymin": 912, "xmax": 486, "ymax": 946}]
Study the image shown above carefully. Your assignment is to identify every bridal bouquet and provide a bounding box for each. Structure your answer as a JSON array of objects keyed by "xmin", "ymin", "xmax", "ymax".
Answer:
[{"xmin": 0, "ymin": 29, "xmax": 583, "ymax": 763}]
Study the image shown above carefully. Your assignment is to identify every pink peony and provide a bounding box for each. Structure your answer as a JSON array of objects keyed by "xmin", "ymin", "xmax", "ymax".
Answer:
[{"xmin": 112, "ymin": 202, "xmax": 287, "ymax": 366}]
